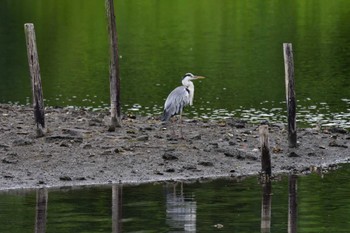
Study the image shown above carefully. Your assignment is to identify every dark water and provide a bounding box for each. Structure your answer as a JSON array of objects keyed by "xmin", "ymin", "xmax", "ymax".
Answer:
[
  {"xmin": 0, "ymin": 0, "xmax": 349, "ymax": 128},
  {"xmin": 1, "ymin": 164, "xmax": 350, "ymax": 232}
]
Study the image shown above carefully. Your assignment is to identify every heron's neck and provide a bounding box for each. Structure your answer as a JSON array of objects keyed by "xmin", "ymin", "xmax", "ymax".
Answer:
[
  {"xmin": 182, "ymin": 79, "xmax": 194, "ymax": 88},
  {"xmin": 182, "ymin": 79, "xmax": 195, "ymax": 105}
]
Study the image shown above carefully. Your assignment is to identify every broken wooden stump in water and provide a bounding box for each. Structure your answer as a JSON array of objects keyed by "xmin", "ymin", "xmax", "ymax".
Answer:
[
  {"xmin": 24, "ymin": 23, "xmax": 45, "ymax": 137},
  {"xmin": 105, "ymin": 0, "xmax": 122, "ymax": 130},
  {"xmin": 259, "ymin": 124, "xmax": 271, "ymax": 179},
  {"xmin": 283, "ymin": 43, "xmax": 297, "ymax": 148}
]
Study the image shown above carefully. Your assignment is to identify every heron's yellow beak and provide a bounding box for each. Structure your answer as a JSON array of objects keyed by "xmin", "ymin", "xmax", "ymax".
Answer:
[{"xmin": 195, "ymin": 76, "xmax": 206, "ymax": 79}]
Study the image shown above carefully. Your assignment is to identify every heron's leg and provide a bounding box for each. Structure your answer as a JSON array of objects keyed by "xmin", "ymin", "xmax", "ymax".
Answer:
[
  {"xmin": 179, "ymin": 113, "xmax": 184, "ymax": 139},
  {"xmin": 170, "ymin": 117, "xmax": 176, "ymax": 138}
]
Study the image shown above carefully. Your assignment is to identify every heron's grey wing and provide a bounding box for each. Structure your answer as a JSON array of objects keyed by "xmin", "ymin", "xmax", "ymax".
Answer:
[{"xmin": 162, "ymin": 86, "xmax": 190, "ymax": 121}]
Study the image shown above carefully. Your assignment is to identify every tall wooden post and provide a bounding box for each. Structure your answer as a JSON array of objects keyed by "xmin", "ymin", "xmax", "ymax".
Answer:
[
  {"xmin": 283, "ymin": 43, "xmax": 297, "ymax": 148},
  {"xmin": 259, "ymin": 124, "xmax": 271, "ymax": 178},
  {"xmin": 35, "ymin": 188, "xmax": 48, "ymax": 233},
  {"xmin": 105, "ymin": 0, "xmax": 122, "ymax": 131},
  {"xmin": 24, "ymin": 23, "xmax": 45, "ymax": 137}
]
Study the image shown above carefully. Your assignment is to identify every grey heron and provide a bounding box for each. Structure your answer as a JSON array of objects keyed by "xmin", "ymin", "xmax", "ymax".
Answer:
[{"xmin": 161, "ymin": 73, "xmax": 205, "ymax": 136}]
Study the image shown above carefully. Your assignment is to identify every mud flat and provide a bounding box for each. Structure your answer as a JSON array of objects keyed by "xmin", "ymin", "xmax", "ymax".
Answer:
[{"xmin": 0, "ymin": 104, "xmax": 349, "ymax": 190}]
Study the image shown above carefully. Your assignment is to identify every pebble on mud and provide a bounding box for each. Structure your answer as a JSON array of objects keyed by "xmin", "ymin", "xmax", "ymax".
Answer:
[
  {"xmin": 162, "ymin": 152, "xmax": 179, "ymax": 161},
  {"xmin": 59, "ymin": 176, "xmax": 73, "ymax": 181}
]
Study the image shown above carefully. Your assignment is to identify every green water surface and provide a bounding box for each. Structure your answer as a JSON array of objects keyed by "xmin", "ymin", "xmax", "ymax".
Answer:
[
  {"xmin": 1, "ymin": 164, "xmax": 350, "ymax": 232},
  {"xmin": 0, "ymin": 0, "xmax": 349, "ymax": 127}
]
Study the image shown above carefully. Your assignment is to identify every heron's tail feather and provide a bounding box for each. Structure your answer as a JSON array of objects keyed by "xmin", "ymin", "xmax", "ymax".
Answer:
[{"xmin": 161, "ymin": 109, "xmax": 172, "ymax": 122}]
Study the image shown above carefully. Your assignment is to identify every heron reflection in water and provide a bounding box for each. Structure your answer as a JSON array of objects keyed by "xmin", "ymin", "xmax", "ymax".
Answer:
[{"xmin": 165, "ymin": 183, "xmax": 197, "ymax": 232}]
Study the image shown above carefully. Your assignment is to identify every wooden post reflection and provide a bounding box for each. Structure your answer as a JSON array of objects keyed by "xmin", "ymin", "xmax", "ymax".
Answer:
[
  {"xmin": 35, "ymin": 188, "xmax": 48, "ymax": 233},
  {"xmin": 288, "ymin": 175, "xmax": 298, "ymax": 233},
  {"xmin": 261, "ymin": 181, "xmax": 272, "ymax": 233},
  {"xmin": 112, "ymin": 185, "xmax": 123, "ymax": 233}
]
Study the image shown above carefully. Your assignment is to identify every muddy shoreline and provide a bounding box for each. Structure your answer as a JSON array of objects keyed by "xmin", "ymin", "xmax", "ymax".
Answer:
[{"xmin": 0, "ymin": 104, "xmax": 349, "ymax": 191}]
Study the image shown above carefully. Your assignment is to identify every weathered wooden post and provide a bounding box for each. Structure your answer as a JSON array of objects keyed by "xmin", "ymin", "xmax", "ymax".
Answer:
[
  {"xmin": 288, "ymin": 175, "xmax": 297, "ymax": 233},
  {"xmin": 35, "ymin": 188, "xmax": 48, "ymax": 233},
  {"xmin": 283, "ymin": 43, "xmax": 297, "ymax": 148},
  {"xmin": 259, "ymin": 124, "xmax": 271, "ymax": 178},
  {"xmin": 105, "ymin": 0, "xmax": 122, "ymax": 131},
  {"xmin": 261, "ymin": 181, "xmax": 272, "ymax": 233},
  {"xmin": 112, "ymin": 185, "xmax": 123, "ymax": 233},
  {"xmin": 24, "ymin": 23, "xmax": 45, "ymax": 137}
]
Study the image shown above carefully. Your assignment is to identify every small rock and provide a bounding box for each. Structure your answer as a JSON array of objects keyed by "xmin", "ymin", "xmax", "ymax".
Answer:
[
  {"xmin": 228, "ymin": 141, "xmax": 236, "ymax": 146},
  {"xmin": 198, "ymin": 161, "xmax": 214, "ymax": 167},
  {"xmin": 183, "ymin": 165, "xmax": 198, "ymax": 171},
  {"xmin": 114, "ymin": 148, "xmax": 124, "ymax": 153},
  {"xmin": 75, "ymin": 177, "xmax": 87, "ymax": 181},
  {"xmin": 154, "ymin": 171, "xmax": 164, "ymax": 175},
  {"xmin": 127, "ymin": 114, "xmax": 136, "ymax": 119},
  {"xmin": 137, "ymin": 135, "xmax": 149, "ymax": 141},
  {"xmin": 166, "ymin": 136, "xmax": 178, "ymax": 142},
  {"xmin": 82, "ymin": 144, "xmax": 92, "ymax": 149},
  {"xmin": 60, "ymin": 141, "xmax": 70, "ymax": 147},
  {"xmin": 281, "ymin": 165, "xmax": 296, "ymax": 171},
  {"xmin": 226, "ymin": 118, "xmax": 246, "ymax": 128},
  {"xmin": 89, "ymin": 118, "xmax": 102, "ymax": 126},
  {"xmin": 101, "ymin": 150, "xmax": 112, "ymax": 155},
  {"xmin": 329, "ymin": 127, "xmax": 347, "ymax": 134},
  {"xmin": 165, "ymin": 168, "xmax": 175, "ymax": 173},
  {"xmin": 224, "ymin": 150, "xmax": 245, "ymax": 160},
  {"xmin": 209, "ymin": 142, "xmax": 219, "ymax": 148},
  {"xmin": 59, "ymin": 176, "xmax": 72, "ymax": 181},
  {"xmin": 203, "ymin": 147, "xmax": 211, "ymax": 152},
  {"xmin": 272, "ymin": 146, "xmax": 283, "ymax": 153},
  {"xmin": 62, "ymin": 128, "xmax": 92, "ymax": 137},
  {"xmin": 13, "ymin": 138, "xmax": 34, "ymax": 146},
  {"xmin": 329, "ymin": 141, "xmax": 348, "ymax": 148},
  {"xmin": 46, "ymin": 135, "xmax": 83, "ymax": 143},
  {"xmin": 127, "ymin": 130, "xmax": 136, "ymax": 134},
  {"xmin": 0, "ymin": 143, "xmax": 9, "ymax": 148},
  {"xmin": 165, "ymin": 148, "xmax": 176, "ymax": 152},
  {"xmin": 140, "ymin": 126, "xmax": 153, "ymax": 131},
  {"xmin": 162, "ymin": 152, "xmax": 179, "ymax": 161},
  {"xmin": 288, "ymin": 152, "xmax": 299, "ymax": 157},
  {"xmin": 2, "ymin": 158, "xmax": 18, "ymax": 164},
  {"xmin": 191, "ymin": 134, "xmax": 202, "ymax": 140}
]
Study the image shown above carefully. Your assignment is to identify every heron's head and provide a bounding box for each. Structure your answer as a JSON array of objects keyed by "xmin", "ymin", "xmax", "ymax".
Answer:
[{"xmin": 182, "ymin": 73, "xmax": 206, "ymax": 82}]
